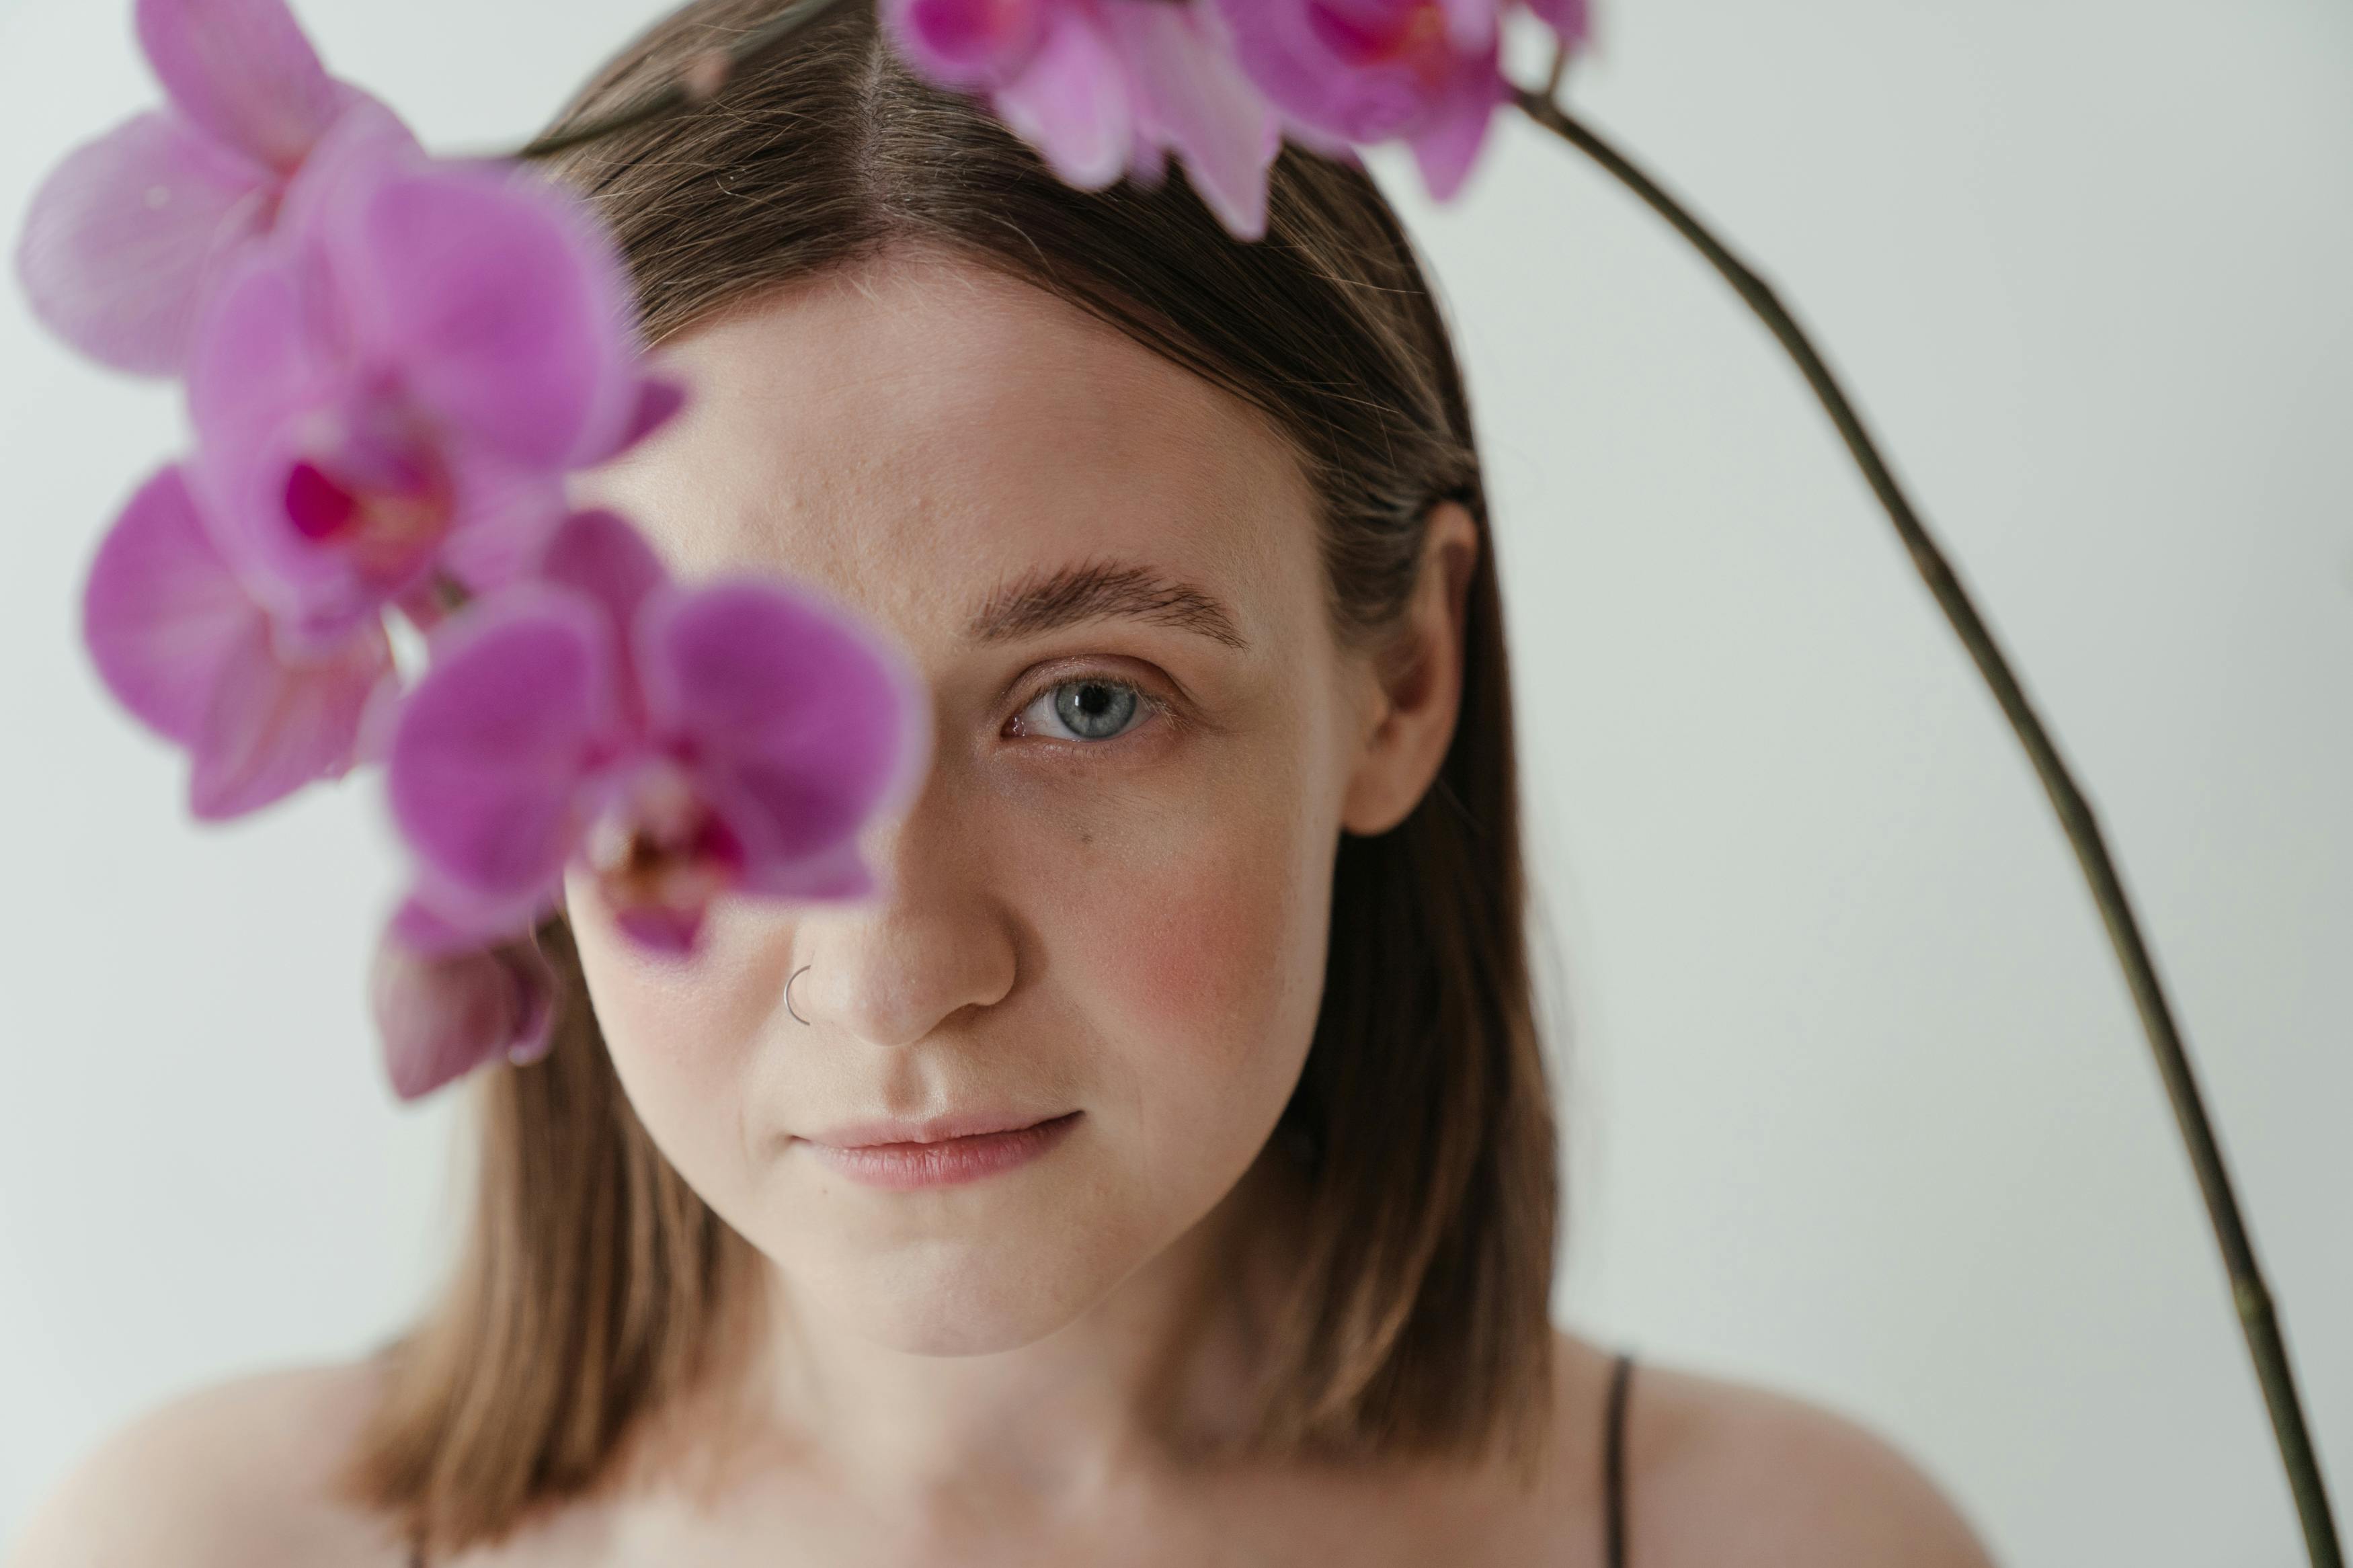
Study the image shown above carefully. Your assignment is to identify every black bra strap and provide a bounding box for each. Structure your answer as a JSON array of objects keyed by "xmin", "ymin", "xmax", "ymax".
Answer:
[{"xmin": 1603, "ymin": 1350, "xmax": 1636, "ymax": 1568}]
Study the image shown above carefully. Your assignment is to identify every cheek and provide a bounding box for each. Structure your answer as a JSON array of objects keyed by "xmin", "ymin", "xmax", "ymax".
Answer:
[
  {"xmin": 1113, "ymin": 829, "xmax": 1319, "ymax": 1052},
  {"xmin": 561, "ymin": 870, "xmax": 793, "ymax": 1172},
  {"xmin": 1047, "ymin": 744, "xmax": 1338, "ymax": 1111}
]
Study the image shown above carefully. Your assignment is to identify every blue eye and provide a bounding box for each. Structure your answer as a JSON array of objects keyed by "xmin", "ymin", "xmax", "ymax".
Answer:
[{"xmin": 1022, "ymin": 677, "xmax": 1145, "ymax": 741}]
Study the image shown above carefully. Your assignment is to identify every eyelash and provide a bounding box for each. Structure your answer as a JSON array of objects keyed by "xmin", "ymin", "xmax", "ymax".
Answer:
[{"xmin": 1004, "ymin": 670, "xmax": 1165, "ymax": 746}]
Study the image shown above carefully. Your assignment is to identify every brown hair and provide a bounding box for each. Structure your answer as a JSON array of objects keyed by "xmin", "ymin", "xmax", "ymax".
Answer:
[{"xmin": 346, "ymin": 1, "xmax": 1558, "ymax": 1552}]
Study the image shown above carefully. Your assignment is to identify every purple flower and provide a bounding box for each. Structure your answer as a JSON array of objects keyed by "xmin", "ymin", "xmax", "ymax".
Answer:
[
  {"xmin": 82, "ymin": 464, "xmax": 396, "ymax": 819},
  {"xmin": 885, "ymin": 0, "xmax": 1281, "ymax": 239},
  {"xmin": 1216, "ymin": 0, "xmax": 1590, "ymax": 199},
  {"xmin": 183, "ymin": 130, "xmax": 680, "ymax": 650},
  {"xmin": 388, "ymin": 511, "xmax": 928, "ymax": 955},
  {"xmin": 15, "ymin": 0, "xmax": 398, "ymax": 375},
  {"xmin": 370, "ymin": 903, "xmax": 557, "ymax": 1102}
]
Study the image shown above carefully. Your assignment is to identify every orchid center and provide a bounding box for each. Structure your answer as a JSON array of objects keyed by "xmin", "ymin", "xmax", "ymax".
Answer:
[
  {"xmin": 583, "ymin": 759, "xmax": 747, "ymax": 948},
  {"xmin": 281, "ymin": 403, "xmax": 458, "ymax": 589}
]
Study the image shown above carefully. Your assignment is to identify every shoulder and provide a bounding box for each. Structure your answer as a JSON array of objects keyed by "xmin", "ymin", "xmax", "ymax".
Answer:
[
  {"xmin": 7, "ymin": 1358, "xmax": 411, "ymax": 1568},
  {"xmin": 1546, "ymin": 1332, "xmax": 1997, "ymax": 1568}
]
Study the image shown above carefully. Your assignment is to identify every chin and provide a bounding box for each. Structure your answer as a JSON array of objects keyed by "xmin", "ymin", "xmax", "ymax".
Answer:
[{"xmin": 779, "ymin": 1223, "xmax": 1146, "ymax": 1358}]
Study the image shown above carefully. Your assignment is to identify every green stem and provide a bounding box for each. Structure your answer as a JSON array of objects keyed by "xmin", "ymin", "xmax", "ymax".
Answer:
[{"xmin": 1512, "ymin": 85, "xmax": 2340, "ymax": 1568}]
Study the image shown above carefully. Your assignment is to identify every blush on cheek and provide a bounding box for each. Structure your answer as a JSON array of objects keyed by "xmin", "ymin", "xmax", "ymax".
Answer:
[{"xmin": 1083, "ymin": 815, "xmax": 1326, "ymax": 1077}]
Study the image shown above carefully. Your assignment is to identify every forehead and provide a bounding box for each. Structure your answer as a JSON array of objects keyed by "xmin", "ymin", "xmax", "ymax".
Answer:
[{"xmin": 579, "ymin": 253, "xmax": 1320, "ymax": 643}]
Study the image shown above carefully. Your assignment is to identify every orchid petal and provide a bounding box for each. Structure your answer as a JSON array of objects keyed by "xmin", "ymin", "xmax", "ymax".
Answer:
[
  {"xmin": 388, "ymin": 891, "xmax": 482, "ymax": 956},
  {"xmin": 135, "ymin": 0, "xmax": 344, "ymax": 172},
  {"xmin": 270, "ymin": 94, "xmax": 423, "ymax": 241},
  {"xmin": 352, "ymin": 663, "xmax": 407, "ymax": 767},
  {"xmin": 886, "ymin": 0, "xmax": 1051, "ymax": 87},
  {"xmin": 539, "ymin": 509, "xmax": 667, "ymax": 641},
  {"xmin": 539, "ymin": 509, "xmax": 668, "ymax": 729},
  {"xmin": 188, "ymin": 608, "xmax": 393, "ymax": 820},
  {"xmin": 432, "ymin": 453, "xmax": 569, "ymax": 600},
  {"xmin": 184, "ymin": 245, "xmax": 360, "ymax": 616},
  {"xmin": 1526, "ymin": 0, "xmax": 1591, "ymax": 46},
  {"xmin": 387, "ymin": 587, "xmax": 616, "ymax": 935},
  {"xmin": 15, "ymin": 112, "xmax": 272, "ymax": 375},
  {"xmin": 1216, "ymin": 0, "xmax": 1505, "ymax": 158},
  {"xmin": 1437, "ymin": 0, "xmax": 1500, "ymax": 50},
  {"xmin": 1213, "ymin": 0, "xmax": 1399, "ymax": 146},
  {"xmin": 86, "ymin": 470, "xmax": 391, "ymax": 819},
  {"xmin": 370, "ymin": 915, "xmax": 557, "ymax": 1101},
  {"xmin": 328, "ymin": 162, "xmax": 639, "ymax": 470},
  {"xmin": 736, "ymin": 837, "xmax": 878, "ymax": 903},
  {"xmin": 1112, "ymin": 1, "xmax": 1281, "ymax": 239},
  {"xmin": 83, "ymin": 465, "xmax": 260, "ymax": 745},
  {"xmin": 1406, "ymin": 66, "xmax": 1504, "ymax": 200},
  {"xmin": 639, "ymin": 581, "xmax": 927, "ymax": 884},
  {"xmin": 580, "ymin": 375, "xmax": 689, "ymax": 468},
  {"xmin": 993, "ymin": 8, "xmax": 1135, "ymax": 191},
  {"xmin": 613, "ymin": 903, "xmax": 705, "ymax": 954}
]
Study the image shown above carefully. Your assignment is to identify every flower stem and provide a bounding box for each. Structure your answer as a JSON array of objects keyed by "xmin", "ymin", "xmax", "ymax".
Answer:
[
  {"xmin": 1512, "ymin": 85, "xmax": 2341, "ymax": 1567},
  {"xmin": 512, "ymin": 0, "xmax": 853, "ymax": 162}
]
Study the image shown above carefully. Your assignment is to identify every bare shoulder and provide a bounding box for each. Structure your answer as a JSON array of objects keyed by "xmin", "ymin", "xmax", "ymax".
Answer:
[
  {"xmin": 1548, "ymin": 1332, "xmax": 1998, "ymax": 1568},
  {"xmin": 7, "ymin": 1358, "xmax": 410, "ymax": 1568}
]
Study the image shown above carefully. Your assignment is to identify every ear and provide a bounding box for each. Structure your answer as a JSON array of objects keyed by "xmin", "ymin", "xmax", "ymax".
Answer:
[{"xmin": 1341, "ymin": 501, "xmax": 1479, "ymax": 836}]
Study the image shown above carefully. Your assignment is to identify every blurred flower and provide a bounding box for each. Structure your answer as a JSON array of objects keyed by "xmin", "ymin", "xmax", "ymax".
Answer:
[
  {"xmin": 15, "ymin": 0, "xmax": 400, "ymax": 375},
  {"xmin": 885, "ymin": 0, "xmax": 1281, "ymax": 238},
  {"xmin": 82, "ymin": 464, "xmax": 396, "ymax": 819},
  {"xmin": 184, "ymin": 132, "xmax": 682, "ymax": 651},
  {"xmin": 389, "ymin": 510, "xmax": 927, "ymax": 955},
  {"xmin": 1216, "ymin": 0, "xmax": 1589, "ymax": 199},
  {"xmin": 370, "ymin": 904, "xmax": 557, "ymax": 1102}
]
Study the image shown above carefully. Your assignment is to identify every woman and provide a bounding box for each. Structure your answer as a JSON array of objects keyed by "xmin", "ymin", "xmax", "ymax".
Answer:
[{"xmin": 13, "ymin": 2, "xmax": 1998, "ymax": 1563}]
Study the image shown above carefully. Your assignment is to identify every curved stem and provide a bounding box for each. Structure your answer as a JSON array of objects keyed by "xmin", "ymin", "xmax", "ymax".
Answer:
[
  {"xmin": 1512, "ymin": 86, "xmax": 2341, "ymax": 1567},
  {"xmin": 512, "ymin": 0, "xmax": 851, "ymax": 162}
]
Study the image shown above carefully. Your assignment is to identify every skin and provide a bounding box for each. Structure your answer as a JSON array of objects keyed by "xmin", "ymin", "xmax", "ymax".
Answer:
[{"xmin": 10, "ymin": 255, "xmax": 1999, "ymax": 1568}]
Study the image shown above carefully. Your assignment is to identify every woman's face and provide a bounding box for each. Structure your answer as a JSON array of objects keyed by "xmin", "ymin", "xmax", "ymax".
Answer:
[{"xmin": 570, "ymin": 255, "xmax": 1406, "ymax": 1357}]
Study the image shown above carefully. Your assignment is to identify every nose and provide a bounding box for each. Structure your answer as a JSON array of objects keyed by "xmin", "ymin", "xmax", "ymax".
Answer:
[{"xmin": 794, "ymin": 770, "xmax": 1018, "ymax": 1049}]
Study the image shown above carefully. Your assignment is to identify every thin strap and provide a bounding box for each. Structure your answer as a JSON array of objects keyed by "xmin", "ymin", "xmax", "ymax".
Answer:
[{"xmin": 1603, "ymin": 1351, "xmax": 1636, "ymax": 1568}]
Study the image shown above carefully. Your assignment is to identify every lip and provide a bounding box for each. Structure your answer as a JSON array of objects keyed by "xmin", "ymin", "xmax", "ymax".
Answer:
[{"xmin": 800, "ymin": 1111, "xmax": 1081, "ymax": 1192}]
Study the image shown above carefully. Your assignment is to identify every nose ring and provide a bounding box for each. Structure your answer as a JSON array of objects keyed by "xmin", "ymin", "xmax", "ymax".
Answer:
[{"xmin": 785, "ymin": 964, "xmax": 813, "ymax": 1026}]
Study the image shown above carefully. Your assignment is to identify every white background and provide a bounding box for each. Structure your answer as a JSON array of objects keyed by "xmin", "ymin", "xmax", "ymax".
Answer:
[{"xmin": 2, "ymin": 0, "xmax": 2348, "ymax": 1561}]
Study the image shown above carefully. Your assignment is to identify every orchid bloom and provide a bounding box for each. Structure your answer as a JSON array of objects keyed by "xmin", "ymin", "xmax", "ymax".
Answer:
[
  {"xmin": 83, "ymin": 464, "xmax": 395, "ymax": 819},
  {"xmin": 885, "ymin": 0, "xmax": 1281, "ymax": 238},
  {"xmin": 79, "ymin": 124, "xmax": 677, "ymax": 819},
  {"xmin": 388, "ymin": 510, "xmax": 927, "ymax": 957},
  {"xmin": 184, "ymin": 128, "xmax": 682, "ymax": 651},
  {"xmin": 370, "ymin": 905, "xmax": 557, "ymax": 1102},
  {"xmin": 15, "ymin": 0, "xmax": 397, "ymax": 375},
  {"xmin": 1217, "ymin": 0, "xmax": 1591, "ymax": 199}
]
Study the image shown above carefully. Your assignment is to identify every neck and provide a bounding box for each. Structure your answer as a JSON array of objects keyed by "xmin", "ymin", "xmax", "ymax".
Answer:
[{"xmin": 705, "ymin": 1145, "xmax": 1312, "ymax": 1511}]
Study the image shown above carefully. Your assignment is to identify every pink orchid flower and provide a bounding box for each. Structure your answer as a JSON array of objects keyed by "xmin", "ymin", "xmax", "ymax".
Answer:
[
  {"xmin": 83, "ymin": 464, "xmax": 396, "ymax": 819},
  {"xmin": 183, "ymin": 126, "xmax": 681, "ymax": 651},
  {"xmin": 1216, "ymin": 0, "xmax": 1591, "ymax": 199},
  {"xmin": 388, "ymin": 510, "xmax": 928, "ymax": 956},
  {"xmin": 15, "ymin": 0, "xmax": 399, "ymax": 376},
  {"xmin": 370, "ymin": 903, "xmax": 557, "ymax": 1102},
  {"xmin": 885, "ymin": 0, "xmax": 1281, "ymax": 238},
  {"xmin": 78, "ymin": 131, "xmax": 678, "ymax": 822}
]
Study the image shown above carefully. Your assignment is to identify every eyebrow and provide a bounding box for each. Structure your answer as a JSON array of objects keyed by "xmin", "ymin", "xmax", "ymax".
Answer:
[{"xmin": 965, "ymin": 559, "xmax": 1248, "ymax": 650}]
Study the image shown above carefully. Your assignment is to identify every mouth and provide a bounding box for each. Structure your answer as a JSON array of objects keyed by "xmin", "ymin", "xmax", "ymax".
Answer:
[{"xmin": 799, "ymin": 1111, "xmax": 1082, "ymax": 1192}]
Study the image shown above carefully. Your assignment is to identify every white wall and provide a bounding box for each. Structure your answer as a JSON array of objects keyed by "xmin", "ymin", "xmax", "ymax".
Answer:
[{"xmin": 2, "ymin": 0, "xmax": 2347, "ymax": 1561}]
